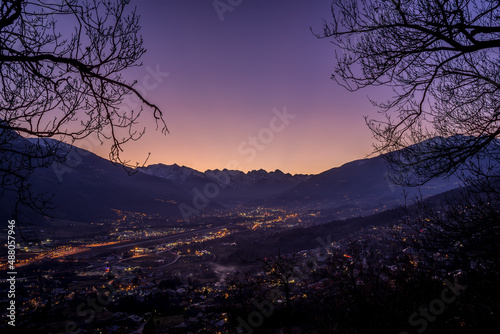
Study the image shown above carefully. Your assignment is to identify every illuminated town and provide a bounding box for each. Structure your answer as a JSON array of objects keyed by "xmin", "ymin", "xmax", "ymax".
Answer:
[
  {"xmin": 2, "ymin": 199, "xmax": 480, "ymax": 334},
  {"xmin": 0, "ymin": 206, "xmax": 335, "ymax": 333}
]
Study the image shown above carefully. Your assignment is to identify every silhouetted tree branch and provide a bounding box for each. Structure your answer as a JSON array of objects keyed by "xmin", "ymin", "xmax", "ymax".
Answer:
[
  {"xmin": 317, "ymin": 0, "xmax": 500, "ymax": 184},
  {"xmin": 0, "ymin": 0, "xmax": 167, "ymax": 216}
]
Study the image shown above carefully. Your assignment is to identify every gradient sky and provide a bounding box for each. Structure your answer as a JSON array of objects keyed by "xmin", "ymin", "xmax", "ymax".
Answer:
[{"xmin": 89, "ymin": 0, "xmax": 387, "ymax": 175}]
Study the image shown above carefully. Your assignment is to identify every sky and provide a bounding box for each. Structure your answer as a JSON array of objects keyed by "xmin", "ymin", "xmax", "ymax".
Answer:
[{"xmin": 90, "ymin": 0, "xmax": 385, "ymax": 175}]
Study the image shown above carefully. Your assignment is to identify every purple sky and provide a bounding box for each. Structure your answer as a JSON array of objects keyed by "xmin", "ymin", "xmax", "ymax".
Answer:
[{"xmin": 92, "ymin": 0, "xmax": 386, "ymax": 174}]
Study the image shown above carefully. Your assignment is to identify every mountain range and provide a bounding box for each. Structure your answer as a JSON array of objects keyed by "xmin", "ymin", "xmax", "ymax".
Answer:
[
  {"xmin": 0, "ymin": 135, "xmax": 471, "ymax": 224},
  {"xmin": 139, "ymin": 163, "xmax": 310, "ymax": 206},
  {"xmin": 263, "ymin": 155, "xmax": 461, "ymax": 218}
]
